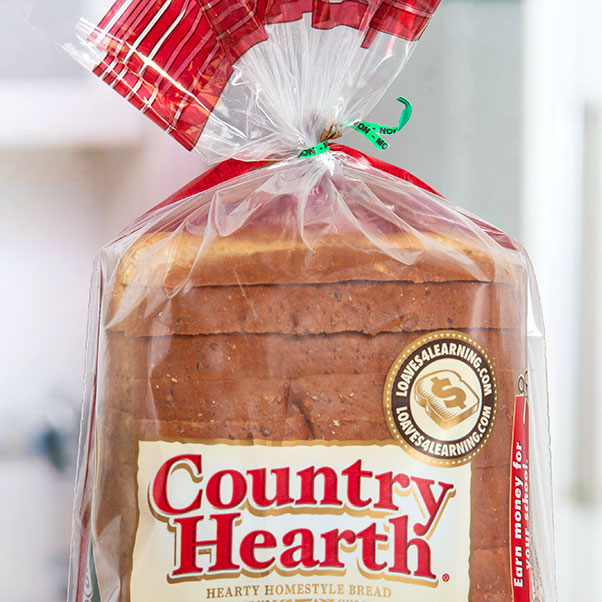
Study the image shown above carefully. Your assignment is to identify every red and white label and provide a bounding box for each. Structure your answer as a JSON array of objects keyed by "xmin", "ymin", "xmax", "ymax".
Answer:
[
  {"xmin": 510, "ymin": 395, "xmax": 532, "ymax": 601},
  {"xmin": 130, "ymin": 441, "xmax": 471, "ymax": 601}
]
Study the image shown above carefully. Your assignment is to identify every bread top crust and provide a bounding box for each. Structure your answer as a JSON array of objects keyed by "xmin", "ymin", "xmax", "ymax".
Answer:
[{"xmin": 113, "ymin": 230, "xmax": 524, "ymax": 289}]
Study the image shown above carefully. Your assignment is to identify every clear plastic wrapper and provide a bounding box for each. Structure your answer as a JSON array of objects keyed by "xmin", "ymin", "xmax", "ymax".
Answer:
[{"xmin": 5, "ymin": 1, "xmax": 556, "ymax": 600}]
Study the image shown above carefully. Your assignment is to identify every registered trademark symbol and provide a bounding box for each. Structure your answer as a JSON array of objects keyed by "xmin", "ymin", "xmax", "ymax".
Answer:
[{"xmin": 442, "ymin": 573, "xmax": 450, "ymax": 582}]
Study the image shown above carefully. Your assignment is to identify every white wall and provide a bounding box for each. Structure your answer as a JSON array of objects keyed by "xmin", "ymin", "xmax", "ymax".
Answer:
[
  {"xmin": 522, "ymin": 0, "xmax": 602, "ymax": 599},
  {"xmin": 356, "ymin": 1, "xmax": 523, "ymax": 238}
]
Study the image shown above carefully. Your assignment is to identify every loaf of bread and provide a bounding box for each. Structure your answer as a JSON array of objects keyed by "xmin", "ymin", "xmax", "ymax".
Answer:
[{"xmin": 94, "ymin": 227, "xmax": 527, "ymax": 602}]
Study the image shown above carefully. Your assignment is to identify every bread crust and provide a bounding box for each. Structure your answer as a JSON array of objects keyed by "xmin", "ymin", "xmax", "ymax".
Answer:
[
  {"xmin": 116, "ymin": 231, "xmax": 522, "ymax": 288},
  {"xmin": 106, "ymin": 329, "xmax": 523, "ymax": 381},
  {"xmin": 108, "ymin": 281, "xmax": 523, "ymax": 336}
]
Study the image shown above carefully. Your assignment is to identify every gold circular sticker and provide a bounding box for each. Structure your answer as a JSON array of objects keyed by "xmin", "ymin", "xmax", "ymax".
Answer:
[{"xmin": 383, "ymin": 330, "xmax": 498, "ymax": 466}]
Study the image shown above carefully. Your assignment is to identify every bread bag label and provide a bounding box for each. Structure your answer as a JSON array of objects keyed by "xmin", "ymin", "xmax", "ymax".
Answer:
[
  {"xmin": 384, "ymin": 330, "xmax": 498, "ymax": 466},
  {"xmin": 511, "ymin": 390, "xmax": 532, "ymax": 601},
  {"xmin": 129, "ymin": 441, "xmax": 471, "ymax": 601}
]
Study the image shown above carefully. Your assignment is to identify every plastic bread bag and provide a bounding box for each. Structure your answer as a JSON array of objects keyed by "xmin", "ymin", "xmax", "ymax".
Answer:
[{"xmin": 6, "ymin": 1, "xmax": 556, "ymax": 600}]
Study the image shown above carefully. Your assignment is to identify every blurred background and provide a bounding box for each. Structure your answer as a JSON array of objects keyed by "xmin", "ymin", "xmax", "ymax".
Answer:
[{"xmin": 0, "ymin": 0, "xmax": 599, "ymax": 599}]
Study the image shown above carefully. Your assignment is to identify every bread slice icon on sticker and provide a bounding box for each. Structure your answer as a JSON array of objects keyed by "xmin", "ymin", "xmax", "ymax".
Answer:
[{"xmin": 414, "ymin": 369, "xmax": 481, "ymax": 430}]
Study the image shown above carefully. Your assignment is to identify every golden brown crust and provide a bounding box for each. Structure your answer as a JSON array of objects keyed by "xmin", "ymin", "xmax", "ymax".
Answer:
[
  {"xmin": 115, "ymin": 231, "xmax": 523, "ymax": 288},
  {"xmin": 471, "ymin": 465, "xmax": 510, "ymax": 550},
  {"xmin": 105, "ymin": 328, "xmax": 523, "ymax": 381},
  {"xmin": 103, "ymin": 366, "xmax": 516, "ymax": 469},
  {"xmin": 108, "ymin": 280, "xmax": 524, "ymax": 336},
  {"xmin": 469, "ymin": 547, "xmax": 513, "ymax": 601}
]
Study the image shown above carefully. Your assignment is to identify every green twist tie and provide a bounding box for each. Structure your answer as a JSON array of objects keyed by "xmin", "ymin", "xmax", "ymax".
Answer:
[
  {"xmin": 298, "ymin": 97, "xmax": 412, "ymax": 158},
  {"xmin": 298, "ymin": 141, "xmax": 330, "ymax": 158}
]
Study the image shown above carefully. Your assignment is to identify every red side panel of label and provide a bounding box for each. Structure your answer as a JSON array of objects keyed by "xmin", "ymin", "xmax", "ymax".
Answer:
[{"xmin": 511, "ymin": 395, "xmax": 532, "ymax": 601}]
